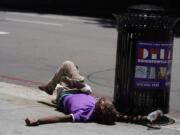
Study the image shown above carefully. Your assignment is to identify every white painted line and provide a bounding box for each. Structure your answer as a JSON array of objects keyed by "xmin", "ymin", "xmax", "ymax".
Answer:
[
  {"xmin": 0, "ymin": 31, "xmax": 9, "ymax": 35},
  {"xmin": 7, "ymin": 12, "xmax": 98, "ymax": 23},
  {"xmin": 5, "ymin": 18, "xmax": 64, "ymax": 27}
]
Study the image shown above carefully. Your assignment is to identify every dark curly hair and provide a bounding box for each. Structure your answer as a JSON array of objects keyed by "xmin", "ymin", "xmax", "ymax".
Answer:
[{"xmin": 92, "ymin": 98, "xmax": 118, "ymax": 124}]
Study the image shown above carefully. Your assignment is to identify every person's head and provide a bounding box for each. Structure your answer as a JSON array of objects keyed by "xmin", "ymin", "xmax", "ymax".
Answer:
[{"xmin": 92, "ymin": 98, "xmax": 118, "ymax": 125}]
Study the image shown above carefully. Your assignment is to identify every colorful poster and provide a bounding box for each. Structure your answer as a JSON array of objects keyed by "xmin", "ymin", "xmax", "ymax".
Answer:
[{"xmin": 134, "ymin": 41, "xmax": 173, "ymax": 89}]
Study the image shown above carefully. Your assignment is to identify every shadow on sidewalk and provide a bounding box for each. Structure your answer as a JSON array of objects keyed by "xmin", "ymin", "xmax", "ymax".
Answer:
[{"xmin": 38, "ymin": 101, "xmax": 57, "ymax": 108}]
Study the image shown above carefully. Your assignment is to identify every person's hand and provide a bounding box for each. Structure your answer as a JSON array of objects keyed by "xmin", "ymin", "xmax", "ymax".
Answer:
[{"xmin": 25, "ymin": 118, "xmax": 39, "ymax": 126}]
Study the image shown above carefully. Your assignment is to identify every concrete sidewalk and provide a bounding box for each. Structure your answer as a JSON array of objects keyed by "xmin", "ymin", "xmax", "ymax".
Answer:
[{"xmin": 0, "ymin": 82, "xmax": 180, "ymax": 135}]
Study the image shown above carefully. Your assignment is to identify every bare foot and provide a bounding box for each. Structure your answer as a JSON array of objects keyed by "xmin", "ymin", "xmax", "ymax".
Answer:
[
  {"xmin": 38, "ymin": 86, "xmax": 53, "ymax": 95},
  {"xmin": 25, "ymin": 118, "xmax": 39, "ymax": 126}
]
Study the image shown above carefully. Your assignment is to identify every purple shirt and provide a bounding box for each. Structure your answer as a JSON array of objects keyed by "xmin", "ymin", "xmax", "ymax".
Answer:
[{"xmin": 63, "ymin": 94, "xmax": 97, "ymax": 122}]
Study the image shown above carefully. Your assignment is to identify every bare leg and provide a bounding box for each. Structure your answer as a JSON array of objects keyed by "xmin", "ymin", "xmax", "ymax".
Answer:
[
  {"xmin": 25, "ymin": 114, "xmax": 73, "ymax": 126},
  {"xmin": 39, "ymin": 61, "xmax": 84, "ymax": 95}
]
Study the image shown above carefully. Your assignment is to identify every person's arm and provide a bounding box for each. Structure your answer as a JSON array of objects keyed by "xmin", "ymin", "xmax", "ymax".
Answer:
[
  {"xmin": 25, "ymin": 114, "xmax": 73, "ymax": 126},
  {"xmin": 116, "ymin": 114, "xmax": 149, "ymax": 123},
  {"xmin": 116, "ymin": 110, "xmax": 163, "ymax": 123}
]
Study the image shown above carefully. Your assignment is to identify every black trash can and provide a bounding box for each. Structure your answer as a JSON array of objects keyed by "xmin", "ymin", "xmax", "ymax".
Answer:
[{"xmin": 113, "ymin": 4, "xmax": 179, "ymax": 115}]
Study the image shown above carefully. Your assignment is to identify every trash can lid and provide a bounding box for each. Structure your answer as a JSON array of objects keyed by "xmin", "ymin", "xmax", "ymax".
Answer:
[{"xmin": 128, "ymin": 4, "xmax": 165, "ymax": 13}]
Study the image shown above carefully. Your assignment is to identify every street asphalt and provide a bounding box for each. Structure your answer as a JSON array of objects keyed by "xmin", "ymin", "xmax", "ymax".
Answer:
[{"xmin": 0, "ymin": 11, "xmax": 180, "ymax": 135}]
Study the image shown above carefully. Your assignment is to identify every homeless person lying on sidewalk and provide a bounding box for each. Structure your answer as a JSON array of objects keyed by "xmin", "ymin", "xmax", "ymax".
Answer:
[{"xmin": 25, "ymin": 61, "xmax": 162, "ymax": 126}]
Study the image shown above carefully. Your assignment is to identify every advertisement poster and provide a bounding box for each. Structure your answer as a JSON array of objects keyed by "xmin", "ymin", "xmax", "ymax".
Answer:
[{"xmin": 134, "ymin": 41, "xmax": 173, "ymax": 89}]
